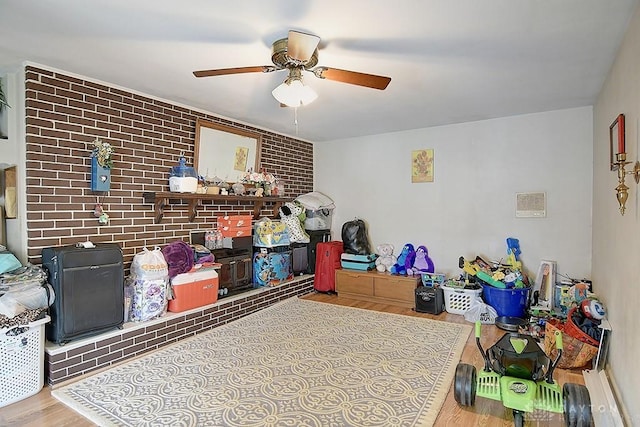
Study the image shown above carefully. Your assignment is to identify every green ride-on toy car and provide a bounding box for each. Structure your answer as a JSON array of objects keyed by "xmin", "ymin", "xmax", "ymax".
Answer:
[{"xmin": 454, "ymin": 322, "xmax": 592, "ymax": 427}]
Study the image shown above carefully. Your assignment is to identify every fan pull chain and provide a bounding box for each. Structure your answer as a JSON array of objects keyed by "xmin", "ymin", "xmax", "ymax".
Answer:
[{"xmin": 294, "ymin": 107, "xmax": 299, "ymax": 136}]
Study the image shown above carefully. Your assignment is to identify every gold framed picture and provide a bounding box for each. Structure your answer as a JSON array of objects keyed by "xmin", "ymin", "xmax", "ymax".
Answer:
[
  {"xmin": 411, "ymin": 149, "xmax": 434, "ymax": 183},
  {"xmin": 609, "ymin": 113, "xmax": 625, "ymax": 171},
  {"xmin": 234, "ymin": 146, "xmax": 249, "ymax": 172}
]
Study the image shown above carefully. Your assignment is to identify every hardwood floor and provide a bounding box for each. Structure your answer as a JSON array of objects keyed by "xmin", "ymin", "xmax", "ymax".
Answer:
[{"xmin": 0, "ymin": 292, "xmax": 586, "ymax": 426}]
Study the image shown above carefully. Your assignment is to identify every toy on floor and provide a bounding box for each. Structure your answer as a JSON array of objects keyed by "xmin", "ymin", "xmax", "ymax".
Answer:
[
  {"xmin": 569, "ymin": 282, "xmax": 590, "ymax": 304},
  {"xmin": 506, "ymin": 237, "xmax": 522, "ymax": 270},
  {"xmin": 458, "ymin": 238, "xmax": 528, "ymax": 290},
  {"xmin": 408, "ymin": 245, "xmax": 434, "ymax": 275},
  {"xmin": 580, "ymin": 298, "xmax": 606, "ymax": 320},
  {"xmin": 375, "ymin": 243, "xmax": 397, "ymax": 273},
  {"xmin": 390, "ymin": 243, "xmax": 415, "ymax": 275},
  {"xmin": 454, "ymin": 322, "xmax": 593, "ymax": 427}
]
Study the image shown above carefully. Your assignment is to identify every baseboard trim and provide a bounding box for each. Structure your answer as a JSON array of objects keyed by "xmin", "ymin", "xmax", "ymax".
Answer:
[{"xmin": 582, "ymin": 369, "xmax": 625, "ymax": 427}]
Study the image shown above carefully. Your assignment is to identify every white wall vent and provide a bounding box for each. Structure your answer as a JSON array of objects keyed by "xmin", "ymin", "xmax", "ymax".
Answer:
[{"xmin": 515, "ymin": 192, "xmax": 546, "ymax": 218}]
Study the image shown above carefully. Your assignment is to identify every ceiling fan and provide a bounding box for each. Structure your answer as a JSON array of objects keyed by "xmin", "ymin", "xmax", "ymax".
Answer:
[{"xmin": 193, "ymin": 30, "xmax": 391, "ymax": 107}]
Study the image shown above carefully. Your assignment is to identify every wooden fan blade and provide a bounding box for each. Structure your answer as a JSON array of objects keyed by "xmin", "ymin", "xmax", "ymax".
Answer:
[
  {"xmin": 287, "ymin": 30, "xmax": 320, "ymax": 62},
  {"xmin": 193, "ymin": 66, "xmax": 273, "ymax": 78},
  {"xmin": 313, "ymin": 67, "xmax": 391, "ymax": 90}
]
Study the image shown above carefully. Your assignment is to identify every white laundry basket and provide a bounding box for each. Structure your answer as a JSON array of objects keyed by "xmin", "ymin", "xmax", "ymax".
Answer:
[
  {"xmin": 0, "ymin": 316, "xmax": 50, "ymax": 407},
  {"xmin": 442, "ymin": 284, "xmax": 483, "ymax": 315}
]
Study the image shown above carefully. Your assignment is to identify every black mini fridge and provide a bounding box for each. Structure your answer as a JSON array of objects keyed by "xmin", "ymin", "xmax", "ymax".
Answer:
[{"xmin": 41, "ymin": 243, "xmax": 124, "ymax": 344}]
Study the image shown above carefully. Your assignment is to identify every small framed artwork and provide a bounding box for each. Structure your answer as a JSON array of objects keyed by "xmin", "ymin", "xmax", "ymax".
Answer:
[
  {"xmin": 234, "ymin": 146, "xmax": 249, "ymax": 172},
  {"xmin": 411, "ymin": 149, "xmax": 434, "ymax": 183},
  {"xmin": 609, "ymin": 113, "xmax": 625, "ymax": 171}
]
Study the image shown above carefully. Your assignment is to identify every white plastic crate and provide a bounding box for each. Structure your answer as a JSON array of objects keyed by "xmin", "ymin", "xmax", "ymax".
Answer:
[
  {"xmin": 304, "ymin": 208, "xmax": 333, "ymax": 231},
  {"xmin": 442, "ymin": 284, "xmax": 482, "ymax": 315},
  {"xmin": 0, "ymin": 316, "xmax": 49, "ymax": 408}
]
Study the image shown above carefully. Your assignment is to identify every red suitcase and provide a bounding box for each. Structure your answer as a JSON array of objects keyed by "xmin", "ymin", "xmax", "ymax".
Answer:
[{"xmin": 313, "ymin": 241, "xmax": 344, "ymax": 293}]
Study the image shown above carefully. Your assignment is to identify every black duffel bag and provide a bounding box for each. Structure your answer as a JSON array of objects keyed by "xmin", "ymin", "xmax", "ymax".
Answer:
[{"xmin": 341, "ymin": 219, "xmax": 372, "ymax": 255}]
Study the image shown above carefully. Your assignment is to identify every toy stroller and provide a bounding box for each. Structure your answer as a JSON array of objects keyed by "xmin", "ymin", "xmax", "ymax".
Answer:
[{"xmin": 454, "ymin": 322, "xmax": 592, "ymax": 427}]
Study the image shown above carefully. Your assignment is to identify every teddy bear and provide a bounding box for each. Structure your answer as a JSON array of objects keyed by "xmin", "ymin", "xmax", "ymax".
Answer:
[
  {"xmin": 375, "ymin": 243, "xmax": 397, "ymax": 273},
  {"xmin": 390, "ymin": 243, "xmax": 415, "ymax": 275},
  {"xmin": 279, "ymin": 201, "xmax": 309, "ymax": 243},
  {"xmin": 407, "ymin": 245, "xmax": 435, "ymax": 275}
]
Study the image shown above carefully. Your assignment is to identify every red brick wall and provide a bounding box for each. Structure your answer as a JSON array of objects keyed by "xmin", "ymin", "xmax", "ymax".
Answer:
[{"xmin": 24, "ymin": 66, "xmax": 313, "ymax": 266}]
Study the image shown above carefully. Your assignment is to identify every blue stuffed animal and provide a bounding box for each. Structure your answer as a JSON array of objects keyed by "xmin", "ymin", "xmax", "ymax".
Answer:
[
  {"xmin": 390, "ymin": 243, "xmax": 415, "ymax": 275},
  {"xmin": 408, "ymin": 245, "xmax": 435, "ymax": 275}
]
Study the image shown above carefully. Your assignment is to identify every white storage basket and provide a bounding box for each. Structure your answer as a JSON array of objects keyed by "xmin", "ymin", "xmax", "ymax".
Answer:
[
  {"xmin": 442, "ymin": 284, "xmax": 483, "ymax": 315},
  {"xmin": 0, "ymin": 316, "xmax": 49, "ymax": 408},
  {"xmin": 304, "ymin": 208, "xmax": 333, "ymax": 231}
]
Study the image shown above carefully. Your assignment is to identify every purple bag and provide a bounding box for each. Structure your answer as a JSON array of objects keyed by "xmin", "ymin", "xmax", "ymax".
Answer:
[{"xmin": 161, "ymin": 241, "xmax": 194, "ymax": 278}]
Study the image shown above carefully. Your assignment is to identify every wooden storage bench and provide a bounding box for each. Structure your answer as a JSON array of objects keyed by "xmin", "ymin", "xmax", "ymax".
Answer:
[{"xmin": 335, "ymin": 269, "xmax": 420, "ymax": 308}]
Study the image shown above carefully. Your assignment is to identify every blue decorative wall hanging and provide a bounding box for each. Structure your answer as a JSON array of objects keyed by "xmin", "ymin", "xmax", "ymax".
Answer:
[
  {"xmin": 91, "ymin": 156, "xmax": 111, "ymax": 191},
  {"xmin": 90, "ymin": 138, "xmax": 113, "ymax": 192}
]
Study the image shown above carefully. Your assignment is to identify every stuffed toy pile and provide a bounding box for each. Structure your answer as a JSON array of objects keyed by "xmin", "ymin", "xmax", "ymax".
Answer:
[
  {"xmin": 390, "ymin": 243, "xmax": 416, "ymax": 275},
  {"xmin": 389, "ymin": 243, "xmax": 436, "ymax": 276}
]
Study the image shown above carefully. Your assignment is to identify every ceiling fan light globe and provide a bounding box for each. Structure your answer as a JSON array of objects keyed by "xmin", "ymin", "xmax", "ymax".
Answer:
[
  {"xmin": 272, "ymin": 83, "xmax": 298, "ymax": 107},
  {"xmin": 272, "ymin": 79, "xmax": 317, "ymax": 107},
  {"xmin": 299, "ymin": 85, "xmax": 318, "ymax": 105}
]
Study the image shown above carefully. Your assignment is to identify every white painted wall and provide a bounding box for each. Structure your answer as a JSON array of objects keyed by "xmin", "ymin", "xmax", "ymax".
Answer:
[
  {"xmin": 593, "ymin": 2, "xmax": 640, "ymax": 422},
  {"xmin": 0, "ymin": 73, "xmax": 20, "ymax": 167},
  {"xmin": 315, "ymin": 106, "xmax": 593, "ymax": 283},
  {"xmin": 0, "ymin": 70, "xmax": 26, "ymax": 260}
]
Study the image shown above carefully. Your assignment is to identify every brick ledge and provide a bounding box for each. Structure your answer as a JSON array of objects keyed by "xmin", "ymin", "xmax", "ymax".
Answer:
[{"xmin": 45, "ymin": 276, "xmax": 315, "ymax": 385}]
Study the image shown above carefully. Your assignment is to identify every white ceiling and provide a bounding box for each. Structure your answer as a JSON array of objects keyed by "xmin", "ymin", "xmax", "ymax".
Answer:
[{"xmin": 0, "ymin": 0, "xmax": 637, "ymax": 142}]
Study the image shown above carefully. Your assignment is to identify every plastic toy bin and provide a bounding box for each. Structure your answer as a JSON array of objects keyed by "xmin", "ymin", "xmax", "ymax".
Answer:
[
  {"xmin": 1, "ymin": 316, "xmax": 50, "ymax": 408},
  {"xmin": 442, "ymin": 284, "xmax": 483, "ymax": 315},
  {"xmin": 481, "ymin": 284, "xmax": 530, "ymax": 318},
  {"xmin": 304, "ymin": 208, "xmax": 333, "ymax": 231}
]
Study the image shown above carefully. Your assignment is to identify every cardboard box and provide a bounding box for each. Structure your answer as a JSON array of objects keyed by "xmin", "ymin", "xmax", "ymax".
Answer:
[
  {"xmin": 220, "ymin": 226, "xmax": 252, "ymax": 238},
  {"xmin": 168, "ymin": 267, "xmax": 219, "ymax": 312},
  {"xmin": 218, "ymin": 215, "xmax": 252, "ymax": 228}
]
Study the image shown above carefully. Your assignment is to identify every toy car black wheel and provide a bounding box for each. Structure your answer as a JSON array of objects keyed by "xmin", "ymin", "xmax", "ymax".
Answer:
[
  {"xmin": 454, "ymin": 363, "xmax": 476, "ymax": 406},
  {"xmin": 563, "ymin": 383, "xmax": 592, "ymax": 427},
  {"xmin": 513, "ymin": 410, "xmax": 524, "ymax": 427}
]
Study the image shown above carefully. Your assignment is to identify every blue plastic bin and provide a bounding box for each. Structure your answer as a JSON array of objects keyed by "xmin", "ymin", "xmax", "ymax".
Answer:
[{"xmin": 481, "ymin": 283, "xmax": 530, "ymax": 318}]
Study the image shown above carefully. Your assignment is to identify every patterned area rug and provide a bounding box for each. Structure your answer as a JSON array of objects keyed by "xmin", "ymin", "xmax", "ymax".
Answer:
[{"xmin": 53, "ymin": 297, "xmax": 472, "ymax": 427}]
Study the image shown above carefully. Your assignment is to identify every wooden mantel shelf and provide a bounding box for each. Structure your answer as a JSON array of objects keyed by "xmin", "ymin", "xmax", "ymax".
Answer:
[{"xmin": 143, "ymin": 192, "xmax": 287, "ymax": 223}]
